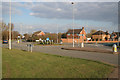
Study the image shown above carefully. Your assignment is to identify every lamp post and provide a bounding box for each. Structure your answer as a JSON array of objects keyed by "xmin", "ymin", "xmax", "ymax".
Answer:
[
  {"xmin": 57, "ymin": 24, "xmax": 58, "ymax": 43},
  {"xmin": 72, "ymin": 2, "xmax": 75, "ymax": 47},
  {"xmin": 20, "ymin": 23, "xmax": 22, "ymax": 43},
  {"xmin": 9, "ymin": 0, "xmax": 12, "ymax": 50},
  {"xmin": 78, "ymin": 34, "xmax": 80, "ymax": 47}
]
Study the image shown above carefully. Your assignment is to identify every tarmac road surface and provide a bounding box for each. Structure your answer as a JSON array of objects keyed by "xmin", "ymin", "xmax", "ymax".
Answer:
[{"xmin": 2, "ymin": 42, "xmax": 119, "ymax": 66}]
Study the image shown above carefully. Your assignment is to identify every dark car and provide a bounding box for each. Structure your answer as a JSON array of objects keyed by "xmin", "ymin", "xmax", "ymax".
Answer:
[{"xmin": 3, "ymin": 40, "xmax": 8, "ymax": 44}]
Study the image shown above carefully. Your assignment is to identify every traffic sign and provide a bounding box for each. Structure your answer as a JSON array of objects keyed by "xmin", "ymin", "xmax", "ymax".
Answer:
[{"xmin": 46, "ymin": 38, "xmax": 49, "ymax": 41}]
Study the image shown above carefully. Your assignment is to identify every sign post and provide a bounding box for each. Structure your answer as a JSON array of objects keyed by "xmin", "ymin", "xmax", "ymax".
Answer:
[
  {"xmin": 27, "ymin": 44, "xmax": 33, "ymax": 52},
  {"xmin": 46, "ymin": 38, "xmax": 49, "ymax": 45},
  {"xmin": 27, "ymin": 44, "xmax": 29, "ymax": 51},
  {"xmin": 30, "ymin": 44, "xmax": 32, "ymax": 52}
]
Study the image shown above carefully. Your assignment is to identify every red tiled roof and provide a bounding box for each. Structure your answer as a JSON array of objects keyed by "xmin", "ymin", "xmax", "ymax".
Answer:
[
  {"xmin": 66, "ymin": 29, "xmax": 82, "ymax": 34},
  {"xmin": 33, "ymin": 31, "xmax": 42, "ymax": 35},
  {"xmin": 92, "ymin": 30, "xmax": 110, "ymax": 35}
]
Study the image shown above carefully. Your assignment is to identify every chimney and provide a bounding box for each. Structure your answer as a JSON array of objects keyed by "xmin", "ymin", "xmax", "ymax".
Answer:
[{"xmin": 82, "ymin": 27, "xmax": 84, "ymax": 30}]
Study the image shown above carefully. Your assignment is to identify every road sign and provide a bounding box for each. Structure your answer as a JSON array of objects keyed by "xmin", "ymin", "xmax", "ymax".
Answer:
[{"xmin": 46, "ymin": 38, "xmax": 49, "ymax": 41}]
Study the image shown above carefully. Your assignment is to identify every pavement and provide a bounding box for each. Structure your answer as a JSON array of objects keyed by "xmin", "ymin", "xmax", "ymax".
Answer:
[
  {"xmin": 61, "ymin": 47, "xmax": 114, "ymax": 54},
  {"xmin": 2, "ymin": 42, "xmax": 118, "ymax": 66}
]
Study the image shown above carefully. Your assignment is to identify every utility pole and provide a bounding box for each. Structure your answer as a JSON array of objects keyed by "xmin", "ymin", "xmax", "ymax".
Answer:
[
  {"xmin": 78, "ymin": 34, "xmax": 80, "ymax": 47},
  {"xmin": 9, "ymin": 0, "xmax": 12, "ymax": 50},
  {"xmin": 20, "ymin": 23, "xmax": 22, "ymax": 43},
  {"xmin": 57, "ymin": 24, "xmax": 58, "ymax": 43},
  {"xmin": 72, "ymin": 2, "xmax": 75, "ymax": 47}
]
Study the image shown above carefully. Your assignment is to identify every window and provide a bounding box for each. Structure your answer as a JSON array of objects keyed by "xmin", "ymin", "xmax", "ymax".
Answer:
[
  {"xmin": 96, "ymin": 38, "xmax": 98, "ymax": 41},
  {"xmin": 82, "ymin": 34, "xmax": 84, "ymax": 36}
]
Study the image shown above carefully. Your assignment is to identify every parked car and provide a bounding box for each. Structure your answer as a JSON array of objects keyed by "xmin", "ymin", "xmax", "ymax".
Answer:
[{"xmin": 3, "ymin": 40, "xmax": 8, "ymax": 44}]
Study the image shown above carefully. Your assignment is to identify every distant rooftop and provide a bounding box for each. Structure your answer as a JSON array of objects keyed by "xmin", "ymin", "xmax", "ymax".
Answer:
[
  {"xmin": 92, "ymin": 30, "xmax": 110, "ymax": 35},
  {"xmin": 66, "ymin": 27, "xmax": 84, "ymax": 34}
]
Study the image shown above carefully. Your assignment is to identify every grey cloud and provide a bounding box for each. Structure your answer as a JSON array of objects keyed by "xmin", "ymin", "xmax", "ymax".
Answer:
[
  {"xmin": 2, "ymin": 2, "xmax": 118, "ymax": 24},
  {"xmin": 2, "ymin": 0, "xmax": 120, "ymax": 2},
  {"xmin": 2, "ymin": 2, "xmax": 23, "ymax": 15},
  {"xmin": 1, "ymin": 2, "xmax": 118, "ymax": 34},
  {"xmin": 14, "ymin": 23, "xmax": 117, "ymax": 34},
  {"xmin": 29, "ymin": 2, "xmax": 118, "ymax": 24}
]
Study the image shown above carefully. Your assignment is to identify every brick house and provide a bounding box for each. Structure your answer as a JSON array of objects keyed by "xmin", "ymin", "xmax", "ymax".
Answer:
[
  {"xmin": 66, "ymin": 27, "xmax": 86, "ymax": 41},
  {"xmin": 111, "ymin": 32, "xmax": 120, "ymax": 41},
  {"xmin": 92, "ymin": 30, "xmax": 110, "ymax": 41},
  {"xmin": 33, "ymin": 31, "xmax": 45, "ymax": 36}
]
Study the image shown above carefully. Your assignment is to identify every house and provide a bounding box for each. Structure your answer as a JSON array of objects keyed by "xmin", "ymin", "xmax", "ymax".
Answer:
[
  {"xmin": 66, "ymin": 27, "xmax": 86, "ymax": 41},
  {"xmin": 111, "ymin": 32, "xmax": 120, "ymax": 41},
  {"xmin": 33, "ymin": 31, "xmax": 45, "ymax": 36},
  {"xmin": 92, "ymin": 30, "xmax": 110, "ymax": 41}
]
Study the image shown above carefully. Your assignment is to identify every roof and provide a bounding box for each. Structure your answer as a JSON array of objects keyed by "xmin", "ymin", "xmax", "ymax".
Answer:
[
  {"xmin": 92, "ymin": 30, "xmax": 110, "ymax": 35},
  {"xmin": 105, "ymin": 32, "xmax": 110, "ymax": 35},
  {"xmin": 44, "ymin": 32, "xmax": 50, "ymax": 34},
  {"xmin": 33, "ymin": 31, "xmax": 42, "ymax": 35},
  {"xmin": 66, "ymin": 29, "xmax": 82, "ymax": 34},
  {"xmin": 111, "ymin": 32, "xmax": 120, "ymax": 37},
  {"xmin": 113, "ymin": 32, "xmax": 120, "ymax": 35}
]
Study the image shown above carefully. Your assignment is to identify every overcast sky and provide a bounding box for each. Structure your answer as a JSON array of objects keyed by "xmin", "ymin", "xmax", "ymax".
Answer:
[{"xmin": 2, "ymin": 1, "xmax": 119, "ymax": 34}]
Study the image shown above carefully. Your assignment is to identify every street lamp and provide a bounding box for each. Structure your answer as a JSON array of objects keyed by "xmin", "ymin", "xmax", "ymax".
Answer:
[
  {"xmin": 57, "ymin": 24, "xmax": 58, "ymax": 44},
  {"xmin": 9, "ymin": 0, "xmax": 12, "ymax": 50},
  {"xmin": 71, "ymin": 2, "xmax": 75, "ymax": 47},
  {"xmin": 20, "ymin": 23, "xmax": 23, "ymax": 43}
]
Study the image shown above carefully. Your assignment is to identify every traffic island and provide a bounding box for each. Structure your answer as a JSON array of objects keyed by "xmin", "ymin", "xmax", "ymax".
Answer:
[{"xmin": 61, "ymin": 47, "xmax": 119, "ymax": 54}]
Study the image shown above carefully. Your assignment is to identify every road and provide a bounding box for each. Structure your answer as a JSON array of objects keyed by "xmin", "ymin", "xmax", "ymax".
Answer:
[{"xmin": 2, "ymin": 42, "xmax": 118, "ymax": 66}]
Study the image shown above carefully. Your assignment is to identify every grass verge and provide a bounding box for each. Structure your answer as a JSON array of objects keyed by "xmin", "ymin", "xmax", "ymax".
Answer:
[{"xmin": 2, "ymin": 48, "xmax": 115, "ymax": 78}]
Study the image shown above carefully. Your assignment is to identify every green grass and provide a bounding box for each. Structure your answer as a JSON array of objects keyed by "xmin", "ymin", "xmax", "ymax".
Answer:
[{"xmin": 2, "ymin": 48, "xmax": 115, "ymax": 78}]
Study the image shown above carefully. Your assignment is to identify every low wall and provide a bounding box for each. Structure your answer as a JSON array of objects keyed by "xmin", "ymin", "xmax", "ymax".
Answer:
[
  {"xmin": 61, "ymin": 39, "xmax": 83, "ymax": 43},
  {"xmin": 61, "ymin": 39, "xmax": 120, "ymax": 43}
]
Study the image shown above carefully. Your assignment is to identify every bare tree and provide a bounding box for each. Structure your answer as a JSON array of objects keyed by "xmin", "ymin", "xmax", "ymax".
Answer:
[{"xmin": 1, "ymin": 22, "xmax": 15, "ymax": 40}]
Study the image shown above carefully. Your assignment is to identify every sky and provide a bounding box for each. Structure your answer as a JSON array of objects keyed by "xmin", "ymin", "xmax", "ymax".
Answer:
[{"xmin": 1, "ymin": 1, "xmax": 119, "ymax": 34}]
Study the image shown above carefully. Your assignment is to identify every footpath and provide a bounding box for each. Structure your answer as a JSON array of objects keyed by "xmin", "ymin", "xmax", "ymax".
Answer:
[{"xmin": 61, "ymin": 47, "xmax": 119, "ymax": 54}]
